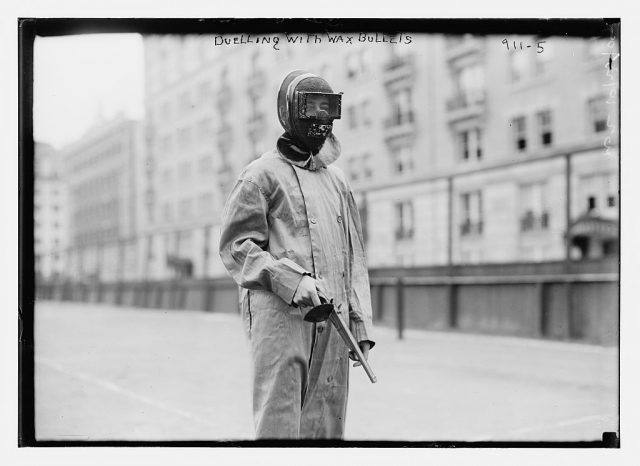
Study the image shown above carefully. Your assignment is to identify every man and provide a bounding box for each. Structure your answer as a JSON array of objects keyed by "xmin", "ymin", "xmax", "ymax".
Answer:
[{"xmin": 219, "ymin": 70, "xmax": 375, "ymax": 439}]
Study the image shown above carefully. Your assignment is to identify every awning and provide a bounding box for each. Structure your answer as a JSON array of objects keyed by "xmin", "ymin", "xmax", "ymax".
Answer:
[{"xmin": 569, "ymin": 214, "xmax": 619, "ymax": 239}]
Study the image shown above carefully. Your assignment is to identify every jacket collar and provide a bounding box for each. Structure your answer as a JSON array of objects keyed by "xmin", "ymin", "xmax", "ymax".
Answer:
[{"xmin": 276, "ymin": 133, "xmax": 341, "ymax": 171}]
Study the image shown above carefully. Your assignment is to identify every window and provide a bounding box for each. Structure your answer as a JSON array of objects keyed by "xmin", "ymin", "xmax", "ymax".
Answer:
[
  {"xmin": 163, "ymin": 203, "xmax": 173, "ymax": 222},
  {"xmin": 361, "ymin": 100, "xmax": 372, "ymax": 126},
  {"xmin": 179, "ymin": 198, "xmax": 193, "ymax": 219},
  {"xmin": 346, "ymin": 53, "xmax": 359, "ymax": 79},
  {"xmin": 198, "ymin": 154, "xmax": 213, "ymax": 174},
  {"xmin": 453, "ymin": 63, "xmax": 485, "ymax": 104},
  {"xmin": 198, "ymin": 193, "xmax": 214, "ymax": 214},
  {"xmin": 394, "ymin": 201, "xmax": 414, "ymax": 240},
  {"xmin": 162, "ymin": 168, "xmax": 172, "ymax": 186},
  {"xmin": 178, "ymin": 126, "xmax": 193, "ymax": 148},
  {"xmin": 197, "ymin": 81, "xmax": 211, "ymax": 103},
  {"xmin": 178, "ymin": 90, "xmax": 193, "ymax": 115},
  {"xmin": 460, "ymin": 191, "xmax": 483, "ymax": 236},
  {"xmin": 534, "ymin": 38, "xmax": 552, "ymax": 75},
  {"xmin": 536, "ymin": 110, "xmax": 553, "ymax": 147},
  {"xmin": 512, "ymin": 116, "xmax": 527, "ymax": 152},
  {"xmin": 197, "ymin": 118, "xmax": 212, "ymax": 144},
  {"xmin": 520, "ymin": 182, "xmax": 549, "ymax": 231},
  {"xmin": 392, "ymin": 145, "xmax": 413, "ymax": 174},
  {"xmin": 389, "ymin": 88, "xmax": 413, "ymax": 126},
  {"xmin": 510, "ymin": 51, "xmax": 531, "ymax": 82},
  {"xmin": 580, "ymin": 173, "xmax": 617, "ymax": 214},
  {"xmin": 588, "ymin": 96, "xmax": 608, "ymax": 134},
  {"xmin": 458, "ymin": 128, "xmax": 482, "ymax": 161},
  {"xmin": 349, "ymin": 153, "xmax": 373, "ymax": 181},
  {"xmin": 179, "ymin": 162, "xmax": 192, "ymax": 182},
  {"xmin": 161, "ymin": 135, "xmax": 174, "ymax": 155},
  {"xmin": 360, "ymin": 48, "xmax": 373, "ymax": 73},
  {"xmin": 362, "ymin": 153, "xmax": 373, "ymax": 179},
  {"xmin": 348, "ymin": 157, "xmax": 359, "ymax": 182},
  {"xmin": 346, "ymin": 49, "xmax": 370, "ymax": 79}
]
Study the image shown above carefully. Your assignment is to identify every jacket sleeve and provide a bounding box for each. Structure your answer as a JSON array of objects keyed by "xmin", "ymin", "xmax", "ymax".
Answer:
[
  {"xmin": 346, "ymin": 190, "xmax": 375, "ymax": 349},
  {"xmin": 219, "ymin": 177, "xmax": 310, "ymax": 305}
]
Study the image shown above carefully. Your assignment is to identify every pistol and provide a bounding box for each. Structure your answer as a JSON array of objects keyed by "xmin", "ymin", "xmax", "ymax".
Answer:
[{"xmin": 304, "ymin": 296, "xmax": 377, "ymax": 383}]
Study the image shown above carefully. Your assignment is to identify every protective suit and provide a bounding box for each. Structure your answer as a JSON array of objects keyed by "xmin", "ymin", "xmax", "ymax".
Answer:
[{"xmin": 219, "ymin": 71, "xmax": 374, "ymax": 439}]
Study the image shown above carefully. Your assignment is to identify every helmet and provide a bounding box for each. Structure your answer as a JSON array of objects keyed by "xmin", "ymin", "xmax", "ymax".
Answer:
[{"xmin": 277, "ymin": 70, "xmax": 342, "ymax": 154}]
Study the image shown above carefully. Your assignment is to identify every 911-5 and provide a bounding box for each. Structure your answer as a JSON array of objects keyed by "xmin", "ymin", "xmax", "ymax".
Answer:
[{"xmin": 502, "ymin": 39, "xmax": 545, "ymax": 53}]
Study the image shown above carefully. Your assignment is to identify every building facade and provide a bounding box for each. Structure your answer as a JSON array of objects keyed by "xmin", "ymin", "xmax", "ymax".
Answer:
[
  {"xmin": 62, "ymin": 117, "xmax": 144, "ymax": 282},
  {"xmin": 137, "ymin": 32, "xmax": 618, "ymax": 281},
  {"xmin": 34, "ymin": 142, "xmax": 69, "ymax": 280}
]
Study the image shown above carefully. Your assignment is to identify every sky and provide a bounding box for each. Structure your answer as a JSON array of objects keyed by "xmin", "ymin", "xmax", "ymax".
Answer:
[{"xmin": 33, "ymin": 33, "xmax": 145, "ymax": 150}]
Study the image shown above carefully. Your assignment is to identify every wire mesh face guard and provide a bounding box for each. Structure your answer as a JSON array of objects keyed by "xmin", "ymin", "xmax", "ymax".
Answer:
[{"xmin": 296, "ymin": 91, "xmax": 342, "ymax": 120}]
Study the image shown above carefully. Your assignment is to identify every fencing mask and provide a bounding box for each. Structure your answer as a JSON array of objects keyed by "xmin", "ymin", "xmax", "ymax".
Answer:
[{"xmin": 277, "ymin": 70, "xmax": 342, "ymax": 154}]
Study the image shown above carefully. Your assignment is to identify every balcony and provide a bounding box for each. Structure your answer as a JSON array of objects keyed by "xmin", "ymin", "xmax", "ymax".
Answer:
[
  {"xmin": 460, "ymin": 220, "xmax": 483, "ymax": 237},
  {"xmin": 383, "ymin": 54, "xmax": 415, "ymax": 88},
  {"xmin": 445, "ymin": 35, "xmax": 483, "ymax": 61},
  {"xmin": 446, "ymin": 91, "xmax": 486, "ymax": 122},
  {"xmin": 395, "ymin": 227, "xmax": 414, "ymax": 241},
  {"xmin": 383, "ymin": 111, "xmax": 416, "ymax": 142},
  {"xmin": 520, "ymin": 211, "xmax": 550, "ymax": 232}
]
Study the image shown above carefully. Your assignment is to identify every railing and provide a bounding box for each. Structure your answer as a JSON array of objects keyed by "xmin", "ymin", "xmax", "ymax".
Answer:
[
  {"xmin": 521, "ymin": 211, "xmax": 550, "ymax": 231},
  {"xmin": 35, "ymin": 258, "xmax": 619, "ymax": 346},
  {"xmin": 369, "ymin": 259, "xmax": 618, "ymax": 345},
  {"xmin": 394, "ymin": 227, "xmax": 414, "ymax": 240},
  {"xmin": 384, "ymin": 111, "xmax": 415, "ymax": 129},
  {"xmin": 384, "ymin": 54, "xmax": 412, "ymax": 72},
  {"xmin": 446, "ymin": 91, "xmax": 486, "ymax": 112},
  {"xmin": 460, "ymin": 220, "xmax": 483, "ymax": 236}
]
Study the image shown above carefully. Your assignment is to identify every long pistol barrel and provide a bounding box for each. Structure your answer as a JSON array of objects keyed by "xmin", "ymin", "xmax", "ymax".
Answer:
[{"xmin": 328, "ymin": 311, "xmax": 377, "ymax": 383}]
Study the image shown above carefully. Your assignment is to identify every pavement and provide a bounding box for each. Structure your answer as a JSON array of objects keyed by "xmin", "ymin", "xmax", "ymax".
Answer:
[{"xmin": 33, "ymin": 300, "xmax": 618, "ymax": 442}]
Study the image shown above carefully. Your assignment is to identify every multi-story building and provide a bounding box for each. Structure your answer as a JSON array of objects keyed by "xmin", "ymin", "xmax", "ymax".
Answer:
[
  {"xmin": 347, "ymin": 34, "xmax": 619, "ymax": 267},
  {"xmin": 143, "ymin": 35, "xmax": 295, "ymax": 279},
  {"xmin": 141, "ymin": 32, "xmax": 619, "ymax": 280},
  {"xmin": 61, "ymin": 116, "xmax": 144, "ymax": 281},
  {"xmin": 34, "ymin": 142, "xmax": 69, "ymax": 280}
]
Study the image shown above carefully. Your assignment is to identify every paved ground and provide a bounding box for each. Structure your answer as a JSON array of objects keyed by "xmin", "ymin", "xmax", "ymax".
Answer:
[{"xmin": 34, "ymin": 300, "xmax": 618, "ymax": 442}]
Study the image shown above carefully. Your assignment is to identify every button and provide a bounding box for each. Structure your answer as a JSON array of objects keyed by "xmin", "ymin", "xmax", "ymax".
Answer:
[
  {"xmin": 317, "ymin": 326, "xmax": 324, "ymax": 333},
  {"xmin": 326, "ymin": 376, "xmax": 333, "ymax": 383},
  {"xmin": 309, "ymin": 218, "xmax": 317, "ymax": 224},
  {"xmin": 337, "ymin": 215, "xmax": 342, "ymax": 223}
]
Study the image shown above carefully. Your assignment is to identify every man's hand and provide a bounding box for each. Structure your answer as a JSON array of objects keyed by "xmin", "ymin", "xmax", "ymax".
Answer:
[
  {"xmin": 292, "ymin": 275, "xmax": 327, "ymax": 308},
  {"xmin": 349, "ymin": 341, "xmax": 371, "ymax": 367}
]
